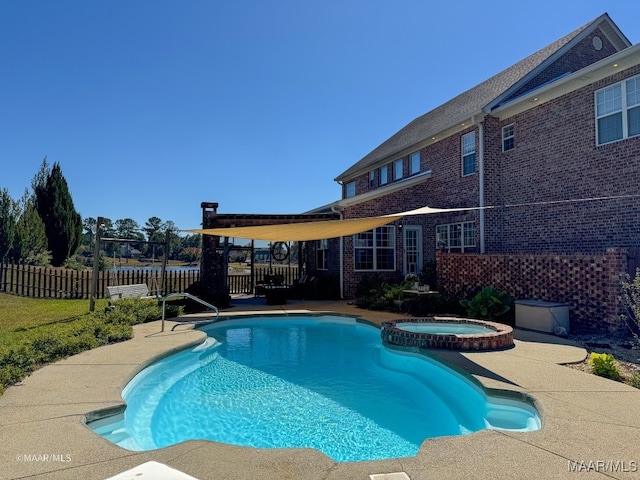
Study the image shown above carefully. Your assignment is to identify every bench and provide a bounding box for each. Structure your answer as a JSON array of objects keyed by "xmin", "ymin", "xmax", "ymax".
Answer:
[{"xmin": 106, "ymin": 284, "xmax": 156, "ymax": 300}]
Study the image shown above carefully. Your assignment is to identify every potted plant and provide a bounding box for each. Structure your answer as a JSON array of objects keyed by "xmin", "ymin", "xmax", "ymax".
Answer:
[{"xmin": 404, "ymin": 273, "xmax": 419, "ymax": 290}]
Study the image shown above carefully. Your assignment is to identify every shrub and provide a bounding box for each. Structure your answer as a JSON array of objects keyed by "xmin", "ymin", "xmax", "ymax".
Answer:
[
  {"xmin": 163, "ymin": 304, "xmax": 184, "ymax": 319},
  {"xmin": 620, "ymin": 268, "xmax": 640, "ymax": 336},
  {"xmin": 106, "ymin": 298, "xmax": 163, "ymax": 324},
  {"xmin": 630, "ymin": 372, "xmax": 640, "ymax": 389},
  {"xmin": 412, "ymin": 293, "xmax": 465, "ymax": 316},
  {"xmin": 418, "ymin": 261, "xmax": 438, "ymax": 289},
  {"xmin": 0, "ymin": 297, "xmax": 172, "ymax": 394},
  {"xmin": 355, "ymin": 274, "xmax": 403, "ymax": 311},
  {"xmin": 588, "ymin": 352, "xmax": 621, "ymax": 380},
  {"xmin": 460, "ymin": 286, "xmax": 514, "ymax": 322}
]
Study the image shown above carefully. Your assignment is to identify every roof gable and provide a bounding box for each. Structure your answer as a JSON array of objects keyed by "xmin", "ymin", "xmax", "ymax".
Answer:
[{"xmin": 335, "ymin": 13, "xmax": 631, "ymax": 182}]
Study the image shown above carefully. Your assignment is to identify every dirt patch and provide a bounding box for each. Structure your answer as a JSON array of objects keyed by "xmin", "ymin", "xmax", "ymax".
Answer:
[{"xmin": 566, "ymin": 333, "xmax": 640, "ymax": 386}]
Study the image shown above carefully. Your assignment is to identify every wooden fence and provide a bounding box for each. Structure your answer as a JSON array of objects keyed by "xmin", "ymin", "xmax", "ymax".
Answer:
[
  {"xmin": 0, "ymin": 262, "xmax": 298, "ymax": 299},
  {"xmin": 227, "ymin": 266, "xmax": 299, "ymax": 294},
  {"xmin": 0, "ymin": 262, "xmax": 200, "ymax": 299}
]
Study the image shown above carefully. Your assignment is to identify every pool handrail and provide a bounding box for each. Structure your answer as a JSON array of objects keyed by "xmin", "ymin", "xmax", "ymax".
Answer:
[{"xmin": 161, "ymin": 292, "xmax": 220, "ymax": 332}]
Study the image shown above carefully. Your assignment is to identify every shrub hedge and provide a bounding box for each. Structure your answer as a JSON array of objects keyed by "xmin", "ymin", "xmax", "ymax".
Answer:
[{"xmin": 0, "ymin": 299, "xmax": 183, "ymax": 395}]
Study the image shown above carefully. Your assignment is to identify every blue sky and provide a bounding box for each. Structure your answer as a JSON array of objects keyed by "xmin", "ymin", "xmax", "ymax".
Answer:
[{"xmin": 1, "ymin": 1, "xmax": 639, "ymax": 234}]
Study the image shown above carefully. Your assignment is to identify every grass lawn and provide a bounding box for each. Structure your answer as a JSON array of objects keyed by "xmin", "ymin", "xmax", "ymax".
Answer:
[
  {"xmin": 0, "ymin": 293, "xmax": 110, "ymax": 334},
  {"xmin": 0, "ymin": 293, "xmax": 176, "ymax": 394}
]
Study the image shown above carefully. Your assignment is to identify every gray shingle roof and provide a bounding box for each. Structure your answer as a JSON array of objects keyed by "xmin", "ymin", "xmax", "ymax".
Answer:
[{"xmin": 335, "ymin": 13, "xmax": 621, "ymax": 182}]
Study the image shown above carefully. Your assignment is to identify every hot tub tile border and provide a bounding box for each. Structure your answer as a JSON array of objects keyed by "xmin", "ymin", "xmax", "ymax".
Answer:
[{"xmin": 381, "ymin": 316, "xmax": 514, "ymax": 351}]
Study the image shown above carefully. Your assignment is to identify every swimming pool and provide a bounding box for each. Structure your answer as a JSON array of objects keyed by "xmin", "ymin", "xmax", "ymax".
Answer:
[{"xmin": 89, "ymin": 315, "xmax": 539, "ymax": 462}]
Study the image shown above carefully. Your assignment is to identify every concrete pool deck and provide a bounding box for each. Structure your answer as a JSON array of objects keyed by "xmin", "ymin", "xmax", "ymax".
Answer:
[{"xmin": 1, "ymin": 299, "xmax": 639, "ymax": 479}]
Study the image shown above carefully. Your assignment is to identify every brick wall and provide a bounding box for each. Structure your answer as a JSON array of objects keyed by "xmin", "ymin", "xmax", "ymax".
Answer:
[
  {"xmin": 506, "ymin": 27, "xmax": 620, "ymax": 101},
  {"xmin": 486, "ymin": 64, "xmax": 640, "ymax": 254},
  {"xmin": 436, "ymin": 248, "xmax": 629, "ymax": 334}
]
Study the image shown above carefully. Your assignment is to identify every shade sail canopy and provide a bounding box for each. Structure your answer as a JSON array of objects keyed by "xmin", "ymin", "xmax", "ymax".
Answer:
[{"xmin": 184, "ymin": 206, "xmax": 484, "ymax": 242}]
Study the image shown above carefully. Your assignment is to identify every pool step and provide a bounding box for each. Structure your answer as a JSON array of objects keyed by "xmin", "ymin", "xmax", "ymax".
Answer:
[{"xmin": 369, "ymin": 473, "xmax": 411, "ymax": 480}]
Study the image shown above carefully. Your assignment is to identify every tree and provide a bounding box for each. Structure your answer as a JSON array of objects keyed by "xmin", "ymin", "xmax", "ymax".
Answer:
[
  {"xmin": 82, "ymin": 217, "xmax": 97, "ymax": 247},
  {"xmin": 102, "ymin": 217, "xmax": 117, "ymax": 255},
  {"xmin": 141, "ymin": 217, "xmax": 181, "ymax": 259},
  {"xmin": 0, "ymin": 188, "xmax": 18, "ymax": 261},
  {"xmin": 101, "ymin": 217, "xmax": 116, "ymax": 238},
  {"xmin": 114, "ymin": 218, "xmax": 142, "ymax": 239},
  {"xmin": 181, "ymin": 233, "xmax": 202, "ymax": 248},
  {"xmin": 163, "ymin": 220, "xmax": 181, "ymax": 259},
  {"xmin": 32, "ymin": 159, "xmax": 82, "ymax": 266},
  {"xmin": 143, "ymin": 216, "xmax": 163, "ymax": 242},
  {"xmin": 13, "ymin": 191, "xmax": 50, "ymax": 265},
  {"xmin": 142, "ymin": 216, "xmax": 163, "ymax": 259}
]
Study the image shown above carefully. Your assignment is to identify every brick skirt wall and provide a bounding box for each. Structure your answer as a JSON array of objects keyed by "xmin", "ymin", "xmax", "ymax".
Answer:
[{"xmin": 436, "ymin": 248, "xmax": 628, "ymax": 334}]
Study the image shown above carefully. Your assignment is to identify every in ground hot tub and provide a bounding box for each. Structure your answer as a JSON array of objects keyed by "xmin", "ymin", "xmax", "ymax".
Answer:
[{"xmin": 381, "ymin": 316, "xmax": 514, "ymax": 351}]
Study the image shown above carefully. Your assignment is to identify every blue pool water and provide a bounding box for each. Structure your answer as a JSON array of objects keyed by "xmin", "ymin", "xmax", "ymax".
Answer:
[
  {"xmin": 395, "ymin": 322, "xmax": 496, "ymax": 335},
  {"xmin": 91, "ymin": 315, "xmax": 540, "ymax": 462}
]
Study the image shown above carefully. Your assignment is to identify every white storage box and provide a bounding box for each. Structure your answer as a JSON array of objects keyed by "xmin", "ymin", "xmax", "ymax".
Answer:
[{"xmin": 514, "ymin": 299, "xmax": 570, "ymax": 334}]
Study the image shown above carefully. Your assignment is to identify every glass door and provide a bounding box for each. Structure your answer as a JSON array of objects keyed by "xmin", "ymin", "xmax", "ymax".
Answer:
[{"xmin": 403, "ymin": 226, "xmax": 422, "ymax": 275}]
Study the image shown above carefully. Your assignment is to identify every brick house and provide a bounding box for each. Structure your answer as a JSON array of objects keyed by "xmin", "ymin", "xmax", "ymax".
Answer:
[{"xmin": 305, "ymin": 13, "xmax": 640, "ymax": 304}]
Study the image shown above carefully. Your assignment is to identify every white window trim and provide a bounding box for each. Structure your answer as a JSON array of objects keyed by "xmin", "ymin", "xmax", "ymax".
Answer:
[
  {"xmin": 316, "ymin": 239, "xmax": 328, "ymax": 270},
  {"xmin": 502, "ymin": 124, "xmax": 515, "ymax": 152},
  {"xmin": 436, "ymin": 222, "xmax": 476, "ymax": 252},
  {"xmin": 379, "ymin": 165, "xmax": 389, "ymax": 185},
  {"xmin": 403, "ymin": 225, "xmax": 423, "ymax": 276},
  {"xmin": 337, "ymin": 169, "xmax": 432, "ymax": 208},
  {"xmin": 410, "ymin": 151, "xmax": 421, "ymax": 175},
  {"xmin": 368, "ymin": 171, "xmax": 376, "ymax": 189},
  {"xmin": 345, "ymin": 181, "xmax": 356, "ymax": 198},
  {"xmin": 595, "ymin": 73, "xmax": 640, "ymax": 146},
  {"xmin": 461, "ymin": 131, "xmax": 476, "ymax": 176},
  {"xmin": 354, "ymin": 226, "xmax": 396, "ymax": 271},
  {"xmin": 393, "ymin": 159, "xmax": 403, "ymax": 181}
]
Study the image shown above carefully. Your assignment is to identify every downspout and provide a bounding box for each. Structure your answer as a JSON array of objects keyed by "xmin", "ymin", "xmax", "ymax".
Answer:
[
  {"xmin": 331, "ymin": 204, "xmax": 344, "ymax": 299},
  {"xmin": 472, "ymin": 115, "xmax": 486, "ymax": 253}
]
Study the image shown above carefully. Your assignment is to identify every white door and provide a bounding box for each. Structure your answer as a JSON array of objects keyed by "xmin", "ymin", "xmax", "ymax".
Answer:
[{"xmin": 403, "ymin": 226, "xmax": 422, "ymax": 275}]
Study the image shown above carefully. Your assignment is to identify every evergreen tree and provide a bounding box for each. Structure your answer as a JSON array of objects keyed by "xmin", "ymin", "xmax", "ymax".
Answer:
[
  {"xmin": 163, "ymin": 220, "xmax": 181, "ymax": 259},
  {"xmin": 13, "ymin": 191, "xmax": 50, "ymax": 265},
  {"xmin": 100, "ymin": 217, "xmax": 117, "ymax": 257},
  {"xmin": 143, "ymin": 216, "xmax": 163, "ymax": 242},
  {"xmin": 142, "ymin": 216, "xmax": 163, "ymax": 258},
  {"xmin": 114, "ymin": 218, "xmax": 142, "ymax": 240},
  {"xmin": 0, "ymin": 188, "xmax": 18, "ymax": 261},
  {"xmin": 82, "ymin": 217, "xmax": 97, "ymax": 248},
  {"xmin": 32, "ymin": 159, "xmax": 83, "ymax": 266}
]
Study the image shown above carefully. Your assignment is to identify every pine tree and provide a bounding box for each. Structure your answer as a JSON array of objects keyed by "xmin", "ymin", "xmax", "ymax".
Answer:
[
  {"xmin": 14, "ymin": 191, "xmax": 50, "ymax": 265},
  {"xmin": 0, "ymin": 188, "xmax": 18, "ymax": 261},
  {"xmin": 33, "ymin": 159, "xmax": 83, "ymax": 266}
]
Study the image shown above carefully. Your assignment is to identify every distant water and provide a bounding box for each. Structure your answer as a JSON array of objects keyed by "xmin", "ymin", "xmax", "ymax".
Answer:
[{"xmin": 116, "ymin": 265, "xmax": 199, "ymax": 273}]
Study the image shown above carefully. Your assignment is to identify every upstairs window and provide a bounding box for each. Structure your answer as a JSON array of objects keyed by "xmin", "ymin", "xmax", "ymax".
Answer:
[
  {"xmin": 596, "ymin": 75, "xmax": 640, "ymax": 145},
  {"xmin": 410, "ymin": 151, "xmax": 421, "ymax": 175},
  {"xmin": 502, "ymin": 124, "xmax": 515, "ymax": 151},
  {"xmin": 393, "ymin": 159, "xmax": 403, "ymax": 180},
  {"xmin": 345, "ymin": 181, "xmax": 356, "ymax": 198},
  {"xmin": 379, "ymin": 165, "xmax": 389, "ymax": 185},
  {"xmin": 462, "ymin": 131, "xmax": 476, "ymax": 176},
  {"xmin": 369, "ymin": 171, "xmax": 376, "ymax": 189}
]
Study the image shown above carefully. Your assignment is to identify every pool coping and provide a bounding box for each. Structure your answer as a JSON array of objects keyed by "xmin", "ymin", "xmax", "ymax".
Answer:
[
  {"xmin": 1, "ymin": 299, "xmax": 640, "ymax": 479},
  {"xmin": 381, "ymin": 316, "xmax": 514, "ymax": 351}
]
